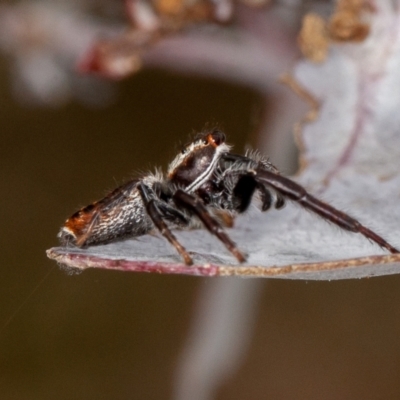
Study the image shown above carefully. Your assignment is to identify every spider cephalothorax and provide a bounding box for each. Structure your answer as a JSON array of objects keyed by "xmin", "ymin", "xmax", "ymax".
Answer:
[{"xmin": 59, "ymin": 129, "xmax": 399, "ymax": 265}]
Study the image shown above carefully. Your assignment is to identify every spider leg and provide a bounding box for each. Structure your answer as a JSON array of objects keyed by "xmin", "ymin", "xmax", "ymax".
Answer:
[
  {"xmin": 221, "ymin": 153, "xmax": 284, "ymax": 211},
  {"xmin": 157, "ymin": 202, "xmax": 190, "ymax": 225},
  {"xmin": 257, "ymin": 183, "xmax": 285, "ymax": 211},
  {"xmin": 213, "ymin": 210, "xmax": 235, "ymax": 228},
  {"xmin": 137, "ymin": 183, "xmax": 193, "ymax": 265},
  {"xmin": 173, "ymin": 189, "xmax": 246, "ymax": 263},
  {"xmin": 255, "ymin": 168, "xmax": 399, "ymax": 254}
]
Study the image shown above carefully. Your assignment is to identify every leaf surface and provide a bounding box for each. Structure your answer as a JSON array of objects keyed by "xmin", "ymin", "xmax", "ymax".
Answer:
[{"xmin": 47, "ymin": 2, "xmax": 400, "ymax": 280}]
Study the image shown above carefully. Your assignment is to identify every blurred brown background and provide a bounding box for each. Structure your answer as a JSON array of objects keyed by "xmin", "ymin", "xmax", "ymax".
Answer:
[{"xmin": 2, "ymin": 19, "xmax": 400, "ymax": 400}]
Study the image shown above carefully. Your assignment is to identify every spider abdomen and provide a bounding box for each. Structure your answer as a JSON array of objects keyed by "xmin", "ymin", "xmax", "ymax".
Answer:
[{"xmin": 59, "ymin": 179, "xmax": 153, "ymax": 247}]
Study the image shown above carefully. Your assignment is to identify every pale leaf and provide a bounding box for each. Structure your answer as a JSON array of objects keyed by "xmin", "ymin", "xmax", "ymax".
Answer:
[{"xmin": 47, "ymin": 1, "xmax": 400, "ymax": 280}]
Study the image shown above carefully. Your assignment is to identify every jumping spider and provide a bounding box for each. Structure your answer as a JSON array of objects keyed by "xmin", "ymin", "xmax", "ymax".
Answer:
[{"xmin": 59, "ymin": 129, "xmax": 399, "ymax": 265}]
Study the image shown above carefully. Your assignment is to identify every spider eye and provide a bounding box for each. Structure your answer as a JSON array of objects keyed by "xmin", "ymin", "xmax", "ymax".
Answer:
[
  {"xmin": 181, "ymin": 148, "xmax": 187, "ymax": 155},
  {"xmin": 207, "ymin": 130, "xmax": 226, "ymax": 147},
  {"xmin": 202, "ymin": 139, "xmax": 208, "ymax": 145}
]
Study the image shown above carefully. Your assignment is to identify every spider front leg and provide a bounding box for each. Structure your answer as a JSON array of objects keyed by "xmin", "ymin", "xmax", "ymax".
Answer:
[
  {"xmin": 137, "ymin": 183, "xmax": 193, "ymax": 265},
  {"xmin": 257, "ymin": 181, "xmax": 285, "ymax": 211},
  {"xmin": 173, "ymin": 190, "xmax": 246, "ymax": 263},
  {"xmin": 255, "ymin": 168, "xmax": 399, "ymax": 254}
]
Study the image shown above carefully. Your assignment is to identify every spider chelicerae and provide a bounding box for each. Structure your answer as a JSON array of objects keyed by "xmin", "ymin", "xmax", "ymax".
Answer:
[{"xmin": 58, "ymin": 129, "xmax": 399, "ymax": 265}]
